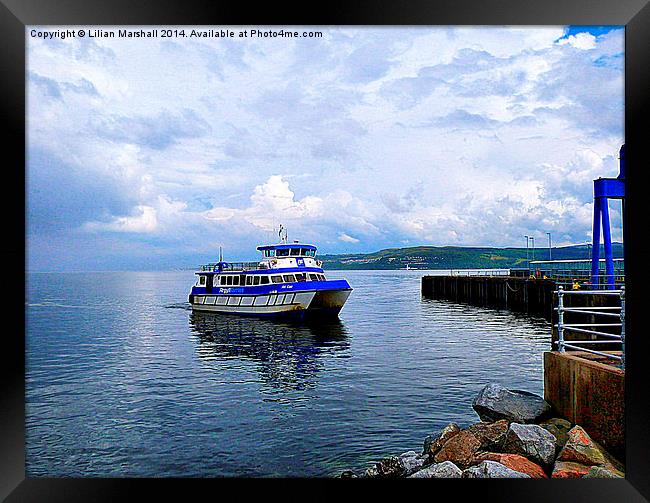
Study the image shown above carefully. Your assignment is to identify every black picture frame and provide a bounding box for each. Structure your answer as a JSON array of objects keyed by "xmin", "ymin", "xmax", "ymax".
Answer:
[{"xmin": 3, "ymin": 0, "xmax": 649, "ymax": 500}]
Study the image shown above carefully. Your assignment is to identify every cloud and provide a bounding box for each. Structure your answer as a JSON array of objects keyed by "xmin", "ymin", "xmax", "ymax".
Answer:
[
  {"xmin": 339, "ymin": 233, "xmax": 360, "ymax": 243},
  {"xmin": 92, "ymin": 109, "xmax": 212, "ymax": 150},
  {"xmin": 558, "ymin": 32, "xmax": 597, "ymax": 50},
  {"xmin": 84, "ymin": 205, "xmax": 158, "ymax": 233},
  {"xmin": 29, "ymin": 72, "xmax": 99, "ymax": 99}
]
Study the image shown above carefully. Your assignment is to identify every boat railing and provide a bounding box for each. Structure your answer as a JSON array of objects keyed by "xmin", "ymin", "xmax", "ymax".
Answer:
[{"xmin": 199, "ymin": 261, "xmax": 267, "ymax": 272}]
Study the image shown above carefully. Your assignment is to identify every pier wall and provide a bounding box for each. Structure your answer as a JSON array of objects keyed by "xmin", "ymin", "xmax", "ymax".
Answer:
[
  {"xmin": 544, "ymin": 351, "xmax": 624, "ymax": 459},
  {"xmin": 421, "ymin": 276, "xmax": 556, "ymax": 320},
  {"xmin": 421, "ymin": 276, "xmax": 621, "ymax": 332}
]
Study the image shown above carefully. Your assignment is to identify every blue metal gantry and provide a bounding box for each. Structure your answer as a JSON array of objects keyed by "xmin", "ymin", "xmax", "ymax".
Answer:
[{"xmin": 591, "ymin": 144, "xmax": 625, "ymax": 289}]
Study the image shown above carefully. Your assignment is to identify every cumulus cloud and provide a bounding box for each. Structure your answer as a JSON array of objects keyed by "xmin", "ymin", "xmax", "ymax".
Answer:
[
  {"xmin": 84, "ymin": 205, "xmax": 158, "ymax": 233},
  {"xmin": 339, "ymin": 233, "xmax": 360, "ymax": 243},
  {"xmin": 558, "ymin": 32, "xmax": 597, "ymax": 50}
]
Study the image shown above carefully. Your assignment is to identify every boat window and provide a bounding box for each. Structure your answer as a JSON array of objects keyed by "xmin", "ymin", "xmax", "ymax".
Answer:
[
  {"xmin": 308, "ymin": 273, "xmax": 319, "ymax": 281},
  {"xmin": 198, "ymin": 275, "xmax": 206, "ymax": 286},
  {"xmin": 271, "ymin": 275, "xmax": 283, "ymax": 284},
  {"xmin": 277, "ymin": 249, "xmax": 289, "ymax": 257},
  {"xmin": 260, "ymin": 276, "xmax": 270, "ymax": 285},
  {"xmin": 220, "ymin": 276, "xmax": 226, "ymax": 286},
  {"xmin": 295, "ymin": 273, "xmax": 306, "ymax": 282},
  {"xmin": 265, "ymin": 249, "xmax": 275, "ymax": 257},
  {"xmin": 319, "ymin": 274, "xmax": 326, "ymax": 281},
  {"xmin": 290, "ymin": 248, "xmax": 300, "ymax": 256},
  {"xmin": 213, "ymin": 276, "xmax": 219, "ymax": 287},
  {"xmin": 283, "ymin": 274, "xmax": 296, "ymax": 283},
  {"xmin": 233, "ymin": 276, "xmax": 240, "ymax": 286},
  {"xmin": 253, "ymin": 276, "xmax": 260, "ymax": 286},
  {"xmin": 226, "ymin": 276, "xmax": 233, "ymax": 285},
  {"xmin": 246, "ymin": 276, "xmax": 253, "ymax": 286}
]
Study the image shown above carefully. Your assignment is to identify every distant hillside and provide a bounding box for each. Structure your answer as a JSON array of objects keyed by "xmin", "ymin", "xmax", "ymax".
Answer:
[{"xmin": 319, "ymin": 243, "xmax": 624, "ymax": 270}]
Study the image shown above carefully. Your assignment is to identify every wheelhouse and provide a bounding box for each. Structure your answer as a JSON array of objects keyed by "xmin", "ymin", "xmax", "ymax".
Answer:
[{"xmin": 257, "ymin": 244, "xmax": 317, "ymax": 258}]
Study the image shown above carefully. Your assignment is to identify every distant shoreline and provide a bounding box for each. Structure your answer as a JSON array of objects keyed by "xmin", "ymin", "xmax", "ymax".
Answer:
[{"xmin": 26, "ymin": 243, "xmax": 623, "ymax": 274}]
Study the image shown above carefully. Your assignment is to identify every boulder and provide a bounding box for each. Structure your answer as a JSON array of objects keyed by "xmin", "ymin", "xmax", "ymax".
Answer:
[
  {"xmin": 423, "ymin": 423, "xmax": 461, "ymax": 458},
  {"xmin": 462, "ymin": 460, "xmax": 530, "ymax": 478},
  {"xmin": 433, "ymin": 429, "xmax": 481, "ymax": 468},
  {"xmin": 556, "ymin": 425, "xmax": 607, "ymax": 467},
  {"xmin": 551, "ymin": 460, "xmax": 592, "ymax": 478},
  {"xmin": 466, "ymin": 420, "xmax": 509, "ymax": 451},
  {"xmin": 377, "ymin": 456, "xmax": 404, "ymax": 477},
  {"xmin": 473, "ymin": 383, "xmax": 551, "ymax": 423},
  {"xmin": 397, "ymin": 450, "xmax": 429, "ymax": 476},
  {"xmin": 364, "ymin": 465, "xmax": 380, "ymax": 478},
  {"xmin": 503, "ymin": 423, "xmax": 556, "ymax": 467},
  {"xmin": 365, "ymin": 451, "xmax": 429, "ymax": 478},
  {"xmin": 340, "ymin": 470, "xmax": 358, "ymax": 478},
  {"xmin": 409, "ymin": 461, "xmax": 463, "ymax": 478},
  {"xmin": 539, "ymin": 417, "xmax": 573, "ymax": 454},
  {"xmin": 375, "ymin": 456, "xmax": 405, "ymax": 477},
  {"xmin": 473, "ymin": 452, "xmax": 547, "ymax": 478},
  {"xmin": 583, "ymin": 466, "xmax": 624, "ymax": 478}
]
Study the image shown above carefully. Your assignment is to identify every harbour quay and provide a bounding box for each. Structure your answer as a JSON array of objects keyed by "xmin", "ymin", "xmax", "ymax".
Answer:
[
  {"xmin": 421, "ymin": 274, "xmax": 557, "ymax": 320},
  {"xmin": 415, "ymin": 266, "xmax": 626, "ymax": 472}
]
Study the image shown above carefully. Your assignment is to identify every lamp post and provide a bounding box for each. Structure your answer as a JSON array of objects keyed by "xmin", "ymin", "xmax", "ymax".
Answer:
[
  {"xmin": 531, "ymin": 236, "xmax": 535, "ymax": 261},
  {"xmin": 524, "ymin": 235, "xmax": 530, "ymax": 269},
  {"xmin": 546, "ymin": 232, "xmax": 552, "ymax": 260}
]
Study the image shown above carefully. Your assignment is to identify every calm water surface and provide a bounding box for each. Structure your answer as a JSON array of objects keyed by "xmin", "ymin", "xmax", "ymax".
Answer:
[{"xmin": 26, "ymin": 270, "xmax": 550, "ymax": 477}]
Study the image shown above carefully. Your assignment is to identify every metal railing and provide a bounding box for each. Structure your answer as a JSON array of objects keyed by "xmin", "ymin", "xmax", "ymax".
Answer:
[
  {"xmin": 533, "ymin": 270, "xmax": 623, "ymax": 286},
  {"xmin": 449, "ymin": 269, "xmax": 511, "ymax": 277},
  {"xmin": 555, "ymin": 286, "xmax": 625, "ymax": 368},
  {"xmin": 199, "ymin": 261, "xmax": 266, "ymax": 272}
]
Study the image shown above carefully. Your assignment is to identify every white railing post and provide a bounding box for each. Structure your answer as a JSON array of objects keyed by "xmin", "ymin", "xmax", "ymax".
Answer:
[
  {"xmin": 557, "ymin": 286, "xmax": 565, "ymax": 352},
  {"xmin": 620, "ymin": 286, "xmax": 625, "ymax": 369}
]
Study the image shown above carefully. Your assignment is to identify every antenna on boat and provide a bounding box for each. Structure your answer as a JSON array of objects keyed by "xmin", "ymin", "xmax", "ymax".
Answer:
[
  {"xmin": 278, "ymin": 224, "xmax": 287, "ymax": 243},
  {"xmin": 219, "ymin": 246, "xmax": 223, "ymax": 262}
]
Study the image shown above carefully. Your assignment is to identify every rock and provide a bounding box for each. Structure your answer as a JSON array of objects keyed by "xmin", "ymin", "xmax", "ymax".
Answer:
[
  {"xmin": 473, "ymin": 383, "xmax": 551, "ymax": 423},
  {"xmin": 364, "ymin": 465, "xmax": 380, "ymax": 478},
  {"xmin": 583, "ymin": 465, "xmax": 624, "ymax": 478},
  {"xmin": 423, "ymin": 423, "xmax": 461, "ymax": 458},
  {"xmin": 397, "ymin": 450, "xmax": 429, "ymax": 476},
  {"xmin": 556, "ymin": 425, "xmax": 607, "ymax": 467},
  {"xmin": 466, "ymin": 420, "xmax": 509, "ymax": 451},
  {"xmin": 551, "ymin": 460, "xmax": 592, "ymax": 478},
  {"xmin": 503, "ymin": 423, "xmax": 556, "ymax": 467},
  {"xmin": 433, "ymin": 429, "xmax": 482, "ymax": 468},
  {"xmin": 409, "ymin": 461, "xmax": 463, "ymax": 478},
  {"xmin": 462, "ymin": 460, "xmax": 530, "ymax": 478},
  {"xmin": 340, "ymin": 470, "xmax": 358, "ymax": 478},
  {"xmin": 473, "ymin": 452, "xmax": 547, "ymax": 478},
  {"xmin": 376, "ymin": 456, "xmax": 405, "ymax": 477},
  {"xmin": 556, "ymin": 426, "xmax": 626, "ymax": 477},
  {"xmin": 365, "ymin": 451, "xmax": 429, "ymax": 478},
  {"xmin": 539, "ymin": 417, "xmax": 573, "ymax": 454}
]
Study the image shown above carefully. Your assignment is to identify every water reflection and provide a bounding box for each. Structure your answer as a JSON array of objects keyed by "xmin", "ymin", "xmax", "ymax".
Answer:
[{"xmin": 189, "ymin": 311, "xmax": 350, "ymax": 391}]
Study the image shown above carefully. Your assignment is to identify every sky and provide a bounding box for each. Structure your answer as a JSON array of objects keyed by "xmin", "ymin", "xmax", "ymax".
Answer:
[{"xmin": 26, "ymin": 26, "xmax": 624, "ymax": 271}]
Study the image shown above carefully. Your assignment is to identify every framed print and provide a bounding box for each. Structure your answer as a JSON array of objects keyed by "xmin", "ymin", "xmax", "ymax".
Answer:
[{"xmin": 3, "ymin": 0, "xmax": 650, "ymax": 500}]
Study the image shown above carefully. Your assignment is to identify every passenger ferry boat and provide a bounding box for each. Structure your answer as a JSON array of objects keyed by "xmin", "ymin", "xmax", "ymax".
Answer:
[{"xmin": 188, "ymin": 238, "xmax": 352, "ymax": 318}]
